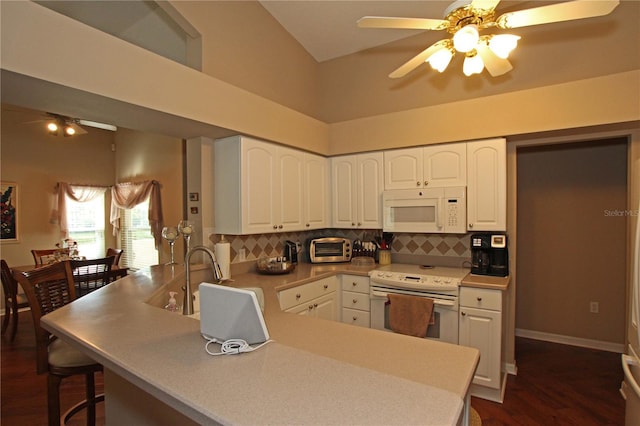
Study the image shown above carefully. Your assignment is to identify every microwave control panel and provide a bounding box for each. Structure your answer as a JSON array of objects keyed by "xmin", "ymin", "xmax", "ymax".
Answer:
[{"xmin": 445, "ymin": 196, "xmax": 466, "ymax": 233}]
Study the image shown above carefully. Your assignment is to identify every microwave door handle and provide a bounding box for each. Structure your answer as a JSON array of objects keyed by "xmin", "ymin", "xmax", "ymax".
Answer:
[{"xmin": 436, "ymin": 198, "xmax": 443, "ymax": 229}]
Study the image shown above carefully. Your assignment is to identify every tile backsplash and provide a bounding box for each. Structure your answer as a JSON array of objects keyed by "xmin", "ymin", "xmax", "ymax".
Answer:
[{"xmin": 209, "ymin": 230, "xmax": 471, "ymax": 264}]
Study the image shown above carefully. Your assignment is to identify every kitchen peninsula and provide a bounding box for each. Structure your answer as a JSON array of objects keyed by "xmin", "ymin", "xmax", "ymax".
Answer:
[{"xmin": 40, "ymin": 263, "xmax": 479, "ymax": 425}]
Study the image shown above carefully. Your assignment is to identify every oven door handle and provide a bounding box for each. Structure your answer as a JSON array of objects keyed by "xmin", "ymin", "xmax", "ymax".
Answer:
[{"xmin": 371, "ymin": 289, "xmax": 456, "ymax": 307}]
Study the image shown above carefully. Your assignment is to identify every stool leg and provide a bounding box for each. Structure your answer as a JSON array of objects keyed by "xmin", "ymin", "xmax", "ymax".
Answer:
[
  {"xmin": 1, "ymin": 301, "xmax": 10, "ymax": 335},
  {"xmin": 47, "ymin": 374, "xmax": 63, "ymax": 426},
  {"xmin": 10, "ymin": 301, "xmax": 19, "ymax": 341}
]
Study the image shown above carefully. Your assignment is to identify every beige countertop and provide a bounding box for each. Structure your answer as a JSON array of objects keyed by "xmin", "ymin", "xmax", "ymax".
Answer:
[
  {"xmin": 461, "ymin": 273, "xmax": 511, "ymax": 291},
  {"xmin": 41, "ymin": 262, "xmax": 480, "ymax": 425}
]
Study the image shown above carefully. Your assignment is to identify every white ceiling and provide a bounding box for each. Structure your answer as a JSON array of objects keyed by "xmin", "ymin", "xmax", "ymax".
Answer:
[{"xmin": 258, "ymin": 0, "xmax": 536, "ymax": 62}]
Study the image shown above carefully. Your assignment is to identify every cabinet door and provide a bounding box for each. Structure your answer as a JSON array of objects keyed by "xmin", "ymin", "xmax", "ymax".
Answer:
[
  {"xmin": 384, "ymin": 148, "xmax": 423, "ymax": 189},
  {"xmin": 423, "ymin": 143, "xmax": 466, "ymax": 187},
  {"xmin": 277, "ymin": 146, "xmax": 305, "ymax": 231},
  {"xmin": 331, "ymin": 156, "xmax": 357, "ymax": 227},
  {"xmin": 357, "ymin": 152, "xmax": 384, "ymax": 229},
  {"xmin": 467, "ymin": 138, "xmax": 507, "ymax": 231},
  {"xmin": 242, "ymin": 139, "xmax": 277, "ymax": 234},
  {"xmin": 459, "ymin": 306, "xmax": 502, "ymax": 389},
  {"xmin": 313, "ymin": 292, "xmax": 338, "ymax": 321},
  {"xmin": 304, "ymin": 154, "xmax": 330, "ymax": 229}
]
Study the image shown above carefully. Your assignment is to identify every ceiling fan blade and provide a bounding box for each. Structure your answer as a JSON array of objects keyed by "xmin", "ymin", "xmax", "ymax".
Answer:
[
  {"xmin": 476, "ymin": 43, "xmax": 513, "ymax": 77},
  {"xmin": 389, "ymin": 40, "xmax": 451, "ymax": 79},
  {"xmin": 470, "ymin": 0, "xmax": 501, "ymax": 14},
  {"xmin": 496, "ymin": 0, "xmax": 619, "ymax": 29},
  {"xmin": 78, "ymin": 119, "xmax": 117, "ymax": 132},
  {"xmin": 357, "ymin": 16, "xmax": 449, "ymax": 31}
]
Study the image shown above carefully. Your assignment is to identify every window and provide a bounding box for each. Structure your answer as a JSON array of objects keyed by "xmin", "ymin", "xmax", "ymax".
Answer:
[
  {"xmin": 120, "ymin": 199, "xmax": 158, "ymax": 270},
  {"xmin": 66, "ymin": 195, "xmax": 105, "ymax": 259}
]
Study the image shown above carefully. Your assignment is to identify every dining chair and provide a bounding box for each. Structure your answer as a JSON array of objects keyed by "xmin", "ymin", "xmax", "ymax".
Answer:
[
  {"xmin": 105, "ymin": 248, "xmax": 123, "ymax": 266},
  {"xmin": 31, "ymin": 248, "xmax": 69, "ymax": 267},
  {"xmin": 68, "ymin": 257, "xmax": 114, "ymax": 298},
  {"xmin": 1, "ymin": 259, "xmax": 30, "ymax": 341},
  {"xmin": 16, "ymin": 261, "xmax": 103, "ymax": 426}
]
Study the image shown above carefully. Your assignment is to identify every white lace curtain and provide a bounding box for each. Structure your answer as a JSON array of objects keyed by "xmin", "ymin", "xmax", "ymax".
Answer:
[
  {"xmin": 110, "ymin": 180, "xmax": 163, "ymax": 249},
  {"xmin": 56, "ymin": 183, "xmax": 107, "ymax": 238}
]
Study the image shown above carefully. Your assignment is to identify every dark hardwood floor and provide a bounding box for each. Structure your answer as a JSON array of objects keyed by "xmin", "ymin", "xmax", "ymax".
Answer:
[{"xmin": 1, "ymin": 311, "xmax": 626, "ymax": 425}]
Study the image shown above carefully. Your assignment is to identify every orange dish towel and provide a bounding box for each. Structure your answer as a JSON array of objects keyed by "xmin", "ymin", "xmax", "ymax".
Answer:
[{"xmin": 387, "ymin": 294, "xmax": 435, "ymax": 338}]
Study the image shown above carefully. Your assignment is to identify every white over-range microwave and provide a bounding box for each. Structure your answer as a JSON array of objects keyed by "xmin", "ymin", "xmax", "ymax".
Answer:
[{"xmin": 382, "ymin": 186, "xmax": 466, "ymax": 234}]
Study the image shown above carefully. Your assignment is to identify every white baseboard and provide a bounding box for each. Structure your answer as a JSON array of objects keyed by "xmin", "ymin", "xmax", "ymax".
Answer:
[{"xmin": 516, "ymin": 328, "xmax": 624, "ymax": 353}]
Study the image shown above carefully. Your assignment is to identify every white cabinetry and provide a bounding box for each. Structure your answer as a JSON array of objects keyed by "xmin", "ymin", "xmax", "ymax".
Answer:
[
  {"xmin": 278, "ymin": 276, "xmax": 338, "ymax": 321},
  {"xmin": 340, "ymin": 275, "xmax": 370, "ymax": 328},
  {"xmin": 467, "ymin": 138, "xmax": 507, "ymax": 231},
  {"xmin": 384, "ymin": 144, "xmax": 466, "ymax": 190},
  {"xmin": 332, "ymin": 152, "xmax": 384, "ymax": 229},
  {"xmin": 214, "ymin": 136, "xmax": 308, "ymax": 234},
  {"xmin": 303, "ymin": 153, "xmax": 331, "ymax": 230},
  {"xmin": 459, "ymin": 286, "xmax": 506, "ymax": 402}
]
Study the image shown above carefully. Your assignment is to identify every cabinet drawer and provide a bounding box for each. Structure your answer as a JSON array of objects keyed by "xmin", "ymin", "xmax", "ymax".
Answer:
[
  {"xmin": 279, "ymin": 277, "xmax": 337, "ymax": 310},
  {"xmin": 341, "ymin": 308, "xmax": 370, "ymax": 328},
  {"xmin": 342, "ymin": 291, "xmax": 370, "ymax": 311},
  {"xmin": 341, "ymin": 275, "xmax": 370, "ymax": 294},
  {"xmin": 460, "ymin": 287, "xmax": 502, "ymax": 311}
]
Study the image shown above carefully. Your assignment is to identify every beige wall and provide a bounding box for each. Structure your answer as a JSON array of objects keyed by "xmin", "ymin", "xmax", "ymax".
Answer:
[
  {"xmin": 516, "ymin": 139, "xmax": 628, "ymax": 345},
  {"xmin": 0, "ymin": 106, "xmax": 116, "ymax": 267},
  {"xmin": 114, "ymin": 129, "xmax": 184, "ymax": 264}
]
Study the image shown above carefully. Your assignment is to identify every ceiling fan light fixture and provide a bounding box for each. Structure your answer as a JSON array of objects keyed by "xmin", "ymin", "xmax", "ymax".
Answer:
[
  {"xmin": 463, "ymin": 51, "xmax": 484, "ymax": 76},
  {"xmin": 47, "ymin": 121, "xmax": 59, "ymax": 135},
  {"xmin": 488, "ymin": 34, "xmax": 520, "ymax": 59},
  {"xmin": 453, "ymin": 24, "xmax": 479, "ymax": 53},
  {"xmin": 428, "ymin": 47, "xmax": 454, "ymax": 72},
  {"xmin": 64, "ymin": 125, "xmax": 75, "ymax": 137}
]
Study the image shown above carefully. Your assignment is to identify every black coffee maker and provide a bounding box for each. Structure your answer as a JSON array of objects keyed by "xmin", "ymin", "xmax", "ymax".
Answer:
[{"xmin": 470, "ymin": 233, "xmax": 509, "ymax": 277}]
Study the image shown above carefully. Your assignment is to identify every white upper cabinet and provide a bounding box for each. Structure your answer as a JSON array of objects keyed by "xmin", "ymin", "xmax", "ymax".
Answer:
[
  {"xmin": 303, "ymin": 153, "xmax": 331, "ymax": 230},
  {"xmin": 332, "ymin": 152, "xmax": 384, "ymax": 229},
  {"xmin": 214, "ymin": 136, "xmax": 305, "ymax": 235},
  {"xmin": 384, "ymin": 144, "xmax": 466, "ymax": 190},
  {"xmin": 466, "ymin": 138, "xmax": 507, "ymax": 231}
]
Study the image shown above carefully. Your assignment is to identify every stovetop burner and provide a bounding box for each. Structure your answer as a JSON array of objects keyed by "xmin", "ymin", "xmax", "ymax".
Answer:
[{"xmin": 369, "ymin": 264, "xmax": 469, "ymax": 294}]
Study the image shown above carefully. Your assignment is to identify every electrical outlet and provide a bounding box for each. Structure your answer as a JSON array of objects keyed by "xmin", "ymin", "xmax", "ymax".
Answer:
[
  {"xmin": 239, "ymin": 248, "xmax": 246, "ymax": 261},
  {"xmin": 590, "ymin": 301, "xmax": 599, "ymax": 314}
]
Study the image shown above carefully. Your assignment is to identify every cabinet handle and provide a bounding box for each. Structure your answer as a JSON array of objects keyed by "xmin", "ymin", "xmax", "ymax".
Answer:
[
  {"xmin": 352, "ymin": 282, "xmax": 357, "ymax": 287},
  {"xmin": 461, "ymin": 311, "xmax": 466, "ymax": 316},
  {"xmin": 469, "ymin": 223, "xmax": 473, "ymax": 228},
  {"xmin": 357, "ymin": 222, "xmax": 362, "ymax": 227},
  {"xmin": 353, "ymin": 316, "xmax": 358, "ymax": 321},
  {"xmin": 351, "ymin": 222, "xmax": 355, "ymax": 226},
  {"xmin": 323, "ymin": 284, "xmax": 328, "ymax": 290},
  {"xmin": 306, "ymin": 223, "xmax": 310, "ymax": 227},
  {"xmin": 416, "ymin": 181, "xmax": 421, "ymax": 186},
  {"xmin": 424, "ymin": 181, "xmax": 429, "ymax": 186},
  {"xmin": 308, "ymin": 305, "xmax": 314, "ymax": 310},
  {"xmin": 278, "ymin": 225, "xmax": 283, "ymax": 229},
  {"xmin": 273, "ymin": 225, "xmax": 278, "ymax": 229},
  {"xmin": 477, "ymin": 297, "xmax": 482, "ymax": 302},
  {"xmin": 296, "ymin": 293, "xmax": 301, "ymax": 299},
  {"xmin": 352, "ymin": 299, "xmax": 358, "ymax": 304},
  {"xmin": 313, "ymin": 303, "xmax": 318, "ymax": 308}
]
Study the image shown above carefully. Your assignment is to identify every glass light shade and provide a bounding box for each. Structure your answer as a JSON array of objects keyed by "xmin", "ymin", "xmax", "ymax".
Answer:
[
  {"xmin": 488, "ymin": 34, "xmax": 520, "ymax": 59},
  {"xmin": 428, "ymin": 48, "xmax": 453, "ymax": 72},
  {"xmin": 453, "ymin": 24, "xmax": 479, "ymax": 53},
  {"xmin": 47, "ymin": 122, "xmax": 58, "ymax": 132},
  {"xmin": 64, "ymin": 125, "xmax": 75, "ymax": 136},
  {"xmin": 463, "ymin": 53, "xmax": 484, "ymax": 76}
]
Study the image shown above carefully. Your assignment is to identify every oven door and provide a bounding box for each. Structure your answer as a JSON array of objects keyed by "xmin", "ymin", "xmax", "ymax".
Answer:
[{"xmin": 370, "ymin": 286, "xmax": 459, "ymax": 344}]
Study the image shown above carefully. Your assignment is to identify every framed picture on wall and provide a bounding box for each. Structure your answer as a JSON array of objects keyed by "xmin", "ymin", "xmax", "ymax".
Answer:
[{"xmin": 1, "ymin": 181, "xmax": 18, "ymax": 242}]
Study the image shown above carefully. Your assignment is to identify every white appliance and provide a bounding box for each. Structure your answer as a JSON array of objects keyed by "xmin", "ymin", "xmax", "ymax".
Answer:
[
  {"xmin": 369, "ymin": 265, "xmax": 468, "ymax": 345},
  {"xmin": 382, "ymin": 186, "xmax": 466, "ymax": 234},
  {"xmin": 623, "ymin": 193, "xmax": 640, "ymax": 425}
]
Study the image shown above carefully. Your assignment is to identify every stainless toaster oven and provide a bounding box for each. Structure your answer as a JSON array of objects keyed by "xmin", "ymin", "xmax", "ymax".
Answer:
[{"xmin": 307, "ymin": 237, "xmax": 352, "ymax": 263}]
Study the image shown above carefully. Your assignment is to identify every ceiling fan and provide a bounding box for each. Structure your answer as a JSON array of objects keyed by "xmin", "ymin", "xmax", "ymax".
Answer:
[
  {"xmin": 28, "ymin": 112, "xmax": 117, "ymax": 137},
  {"xmin": 357, "ymin": 0, "xmax": 619, "ymax": 78}
]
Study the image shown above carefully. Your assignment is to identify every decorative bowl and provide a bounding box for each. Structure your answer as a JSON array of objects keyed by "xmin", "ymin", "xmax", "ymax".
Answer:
[{"xmin": 256, "ymin": 257, "xmax": 296, "ymax": 275}]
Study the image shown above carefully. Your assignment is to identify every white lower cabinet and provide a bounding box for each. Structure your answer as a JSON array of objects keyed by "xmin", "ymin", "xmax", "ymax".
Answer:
[
  {"xmin": 278, "ymin": 276, "xmax": 338, "ymax": 321},
  {"xmin": 459, "ymin": 286, "xmax": 506, "ymax": 402},
  {"xmin": 340, "ymin": 275, "xmax": 370, "ymax": 328}
]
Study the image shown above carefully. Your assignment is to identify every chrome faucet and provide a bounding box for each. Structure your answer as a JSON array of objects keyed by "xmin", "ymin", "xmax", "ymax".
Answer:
[{"xmin": 183, "ymin": 245, "xmax": 223, "ymax": 315}]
